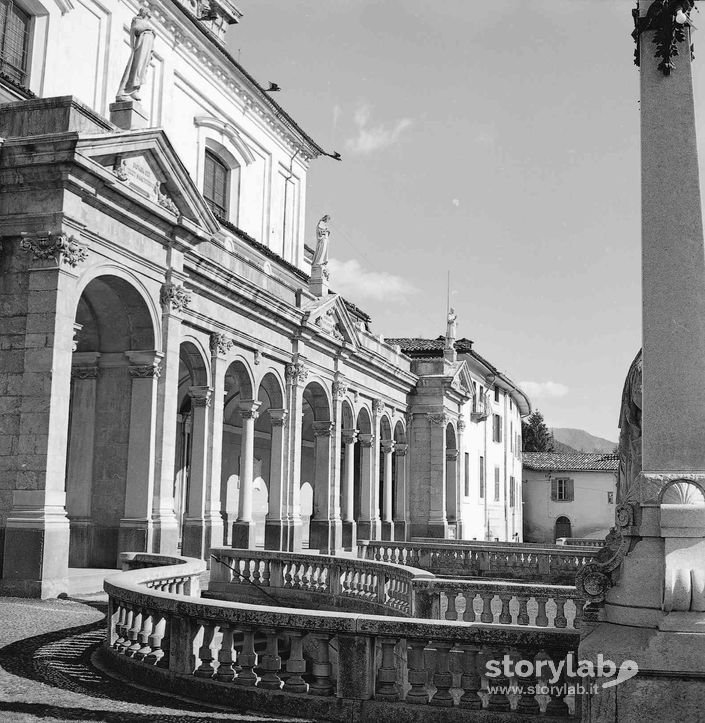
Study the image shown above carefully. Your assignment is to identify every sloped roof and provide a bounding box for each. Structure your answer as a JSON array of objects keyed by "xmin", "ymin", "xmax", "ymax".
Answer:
[
  {"xmin": 386, "ymin": 336, "xmax": 474, "ymax": 355},
  {"xmin": 523, "ymin": 453, "xmax": 619, "ymax": 472}
]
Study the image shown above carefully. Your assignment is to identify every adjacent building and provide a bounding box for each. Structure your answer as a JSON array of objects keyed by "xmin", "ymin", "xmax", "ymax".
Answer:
[
  {"xmin": 522, "ymin": 452, "xmax": 618, "ymax": 543},
  {"xmin": 0, "ymin": 0, "xmax": 531, "ymax": 597}
]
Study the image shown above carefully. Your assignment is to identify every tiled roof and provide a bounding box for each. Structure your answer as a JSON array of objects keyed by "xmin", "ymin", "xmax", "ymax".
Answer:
[
  {"xmin": 386, "ymin": 336, "xmax": 475, "ymax": 355},
  {"xmin": 523, "ymin": 453, "xmax": 619, "ymax": 472}
]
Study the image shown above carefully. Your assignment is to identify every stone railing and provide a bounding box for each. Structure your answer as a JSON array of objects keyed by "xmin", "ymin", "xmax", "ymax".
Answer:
[
  {"xmin": 207, "ymin": 547, "xmax": 433, "ymax": 617},
  {"xmin": 359, "ymin": 540, "xmax": 597, "ymax": 584},
  {"xmin": 104, "ymin": 552, "xmax": 580, "ymax": 721},
  {"xmin": 556, "ymin": 537, "xmax": 603, "ymax": 547}
]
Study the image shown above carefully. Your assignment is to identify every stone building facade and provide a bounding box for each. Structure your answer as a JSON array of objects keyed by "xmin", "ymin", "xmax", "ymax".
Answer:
[{"xmin": 0, "ymin": 0, "xmax": 530, "ymax": 597}]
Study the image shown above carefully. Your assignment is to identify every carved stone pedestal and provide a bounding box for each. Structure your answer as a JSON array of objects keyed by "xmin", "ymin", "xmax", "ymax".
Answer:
[{"xmin": 110, "ymin": 100, "xmax": 148, "ymax": 130}]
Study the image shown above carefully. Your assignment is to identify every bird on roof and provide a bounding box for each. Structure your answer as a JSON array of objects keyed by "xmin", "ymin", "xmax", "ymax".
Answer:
[{"xmin": 264, "ymin": 82, "xmax": 281, "ymax": 93}]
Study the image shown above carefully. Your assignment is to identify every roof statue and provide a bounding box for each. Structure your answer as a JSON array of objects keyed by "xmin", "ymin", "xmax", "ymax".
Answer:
[
  {"xmin": 617, "ymin": 349, "xmax": 642, "ymax": 503},
  {"xmin": 312, "ymin": 214, "xmax": 330, "ymax": 266},
  {"xmin": 116, "ymin": 8, "xmax": 155, "ymax": 102},
  {"xmin": 446, "ymin": 307, "xmax": 457, "ymax": 346}
]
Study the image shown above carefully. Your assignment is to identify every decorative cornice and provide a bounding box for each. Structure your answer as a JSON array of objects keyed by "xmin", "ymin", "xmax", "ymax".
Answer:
[
  {"xmin": 160, "ymin": 282, "xmax": 191, "ymax": 313},
  {"xmin": 209, "ymin": 332, "xmax": 233, "ymax": 357},
  {"xmin": 71, "ymin": 366, "xmax": 99, "ymax": 380},
  {"xmin": 285, "ymin": 362, "xmax": 308, "ymax": 386},
  {"xmin": 129, "ymin": 363, "xmax": 162, "ymax": 379},
  {"xmin": 632, "ymin": 0, "xmax": 695, "ymax": 76},
  {"xmin": 20, "ymin": 233, "xmax": 88, "ymax": 268}
]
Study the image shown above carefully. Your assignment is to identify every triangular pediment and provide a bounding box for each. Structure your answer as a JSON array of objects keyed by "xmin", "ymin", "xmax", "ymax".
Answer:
[
  {"xmin": 448, "ymin": 360, "xmax": 474, "ymax": 400},
  {"xmin": 75, "ymin": 129, "xmax": 220, "ymax": 235},
  {"xmin": 301, "ymin": 294, "xmax": 359, "ymax": 348}
]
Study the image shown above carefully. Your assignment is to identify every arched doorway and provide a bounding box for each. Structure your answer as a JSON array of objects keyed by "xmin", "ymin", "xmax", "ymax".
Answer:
[
  {"xmin": 66, "ymin": 274, "xmax": 156, "ymax": 567},
  {"xmin": 555, "ymin": 516, "xmax": 572, "ymax": 541}
]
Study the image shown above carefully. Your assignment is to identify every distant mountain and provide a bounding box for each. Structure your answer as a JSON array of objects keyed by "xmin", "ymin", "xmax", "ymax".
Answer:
[
  {"xmin": 551, "ymin": 439, "xmax": 579, "ymax": 454},
  {"xmin": 551, "ymin": 428, "xmax": 617, "ymax": 454}
]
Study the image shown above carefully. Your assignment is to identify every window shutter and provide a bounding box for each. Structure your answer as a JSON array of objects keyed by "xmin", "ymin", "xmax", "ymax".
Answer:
[
  {"xmin": 551, "ymin": 478, "xmax": 558, "ymax": 501},
  {"xmin": 566, "ymin": 478, "xmax": 574, "ymax": 501}
]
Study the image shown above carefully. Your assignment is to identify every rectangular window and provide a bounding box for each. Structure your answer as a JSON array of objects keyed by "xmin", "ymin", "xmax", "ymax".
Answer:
[
  {"xmin": 551, "ymin": 477, "xmax": 574, "ymax": 502},
  {"xmin": 492, "ymin": 414, "xmax": 502, "ymax": 443},
  {"xmin": 0, "ymin": 0, "xmax": 30, "ymax": 86},
  {"xmin": 509, "ymin": 397, "xmax": 513, "ymax": 411},
  {"xmin": 203, "ymin": 149, "xmax": 229, "ymax": 221},
  {"xmin": 510, "ymin": 476, "xmax": 516, "ymax": 507},
  {"xmin": 464, "ymin": 452, "xmax": 470, "ymax": 497},
  {"xmin": 607, "ymin": 491, "xmax": 614, "ymax": 504},
  {"xmin": 494, "ymin": 386, "xmax": 500, "ymax": 403},
  {"xmin": 510, "ymin": 421, "xmax": 514, "ymax": 453},
  {"xmin": 494, "ymin": 467, "xmax": 500, "ymax": 501},
  {"xmin": 479, "ymin": 456, "xmax": 485, "ymax": 498}
]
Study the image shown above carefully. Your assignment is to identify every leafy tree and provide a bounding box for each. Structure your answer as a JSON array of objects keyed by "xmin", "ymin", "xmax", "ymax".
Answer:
[{"xmin": 522, "ymin": 410, "xmax": 555, "ymax": 452}]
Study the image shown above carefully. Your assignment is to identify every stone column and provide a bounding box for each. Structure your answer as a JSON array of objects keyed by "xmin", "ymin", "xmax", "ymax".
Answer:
[
  {"xmin": 285, "ymin": 362, "xmax": 307, "ymax": 551},
  {"xmin": 181, "ymin": 386, "xmax": 212, "ymax": 559},
  {"xmin": 66, "ymin": 357, "xmax": 100, "ymax": 567},
  {"xmin": 309, "ymin": 421, "xmax": 342, "ymax": 554},
  {"xmin": 205, "ymin": 333, "xmax": 230, "ymax": 552},
  {"xmin": 118, "ymin": 351, "xmax": 161, "ymax": 556},
  {"xmin": 341, "ymin": 428, "xmax": 358, "ymax": 550},
  {"xmin": 445, "ymin": 449, "xmax": 459, "ymax": 538},
  {"xmin": 356, "ymin": 433, "xmax": 379, "ymax": 541},
  {"xmin": 381, "ymin": 439, "xmax": 395, "ymax": 541},
  {"xmin": 456, "ymin": 418, "xmax": 466, "ymax": 539},
  {"xmin": 264, "ymin": 408, "xmax": 288, "ymax": 550},
  {"xmin": 231, "ymin": 400, "xmax": 261, "ymax": 549},
  {"xmin": 393, "ymin": 443, "xmax": 408, "ymax": 541},
  {"xmin": 427, "ymin": 413, "xmax": 449, "ymax": 538}
]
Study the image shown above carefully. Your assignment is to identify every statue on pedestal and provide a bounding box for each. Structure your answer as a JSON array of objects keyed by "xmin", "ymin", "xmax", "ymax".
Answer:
[
  {"xmin": 446, "ymin": 307, "xmax": 457, "ymax": 344},
  {"xmin": 312, "ymin": 214, "xmax": 331, "ymax": 279},
  {"xmin": 116, "ymin": 8, "xmax": 155, "ymax": 102}
]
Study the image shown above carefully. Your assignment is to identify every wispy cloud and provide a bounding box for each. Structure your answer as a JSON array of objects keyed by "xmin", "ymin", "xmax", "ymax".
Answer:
[
  {"xmin": 520, "ymin": 381, "xmax": 570, "ymax": 399},
  {"xmin": 344, "ymin": 103, "xmax": 413, "ymax": 155},
  {"xmin": 329, "ymin": 258, "xmax": 416, "ymax": 302}
]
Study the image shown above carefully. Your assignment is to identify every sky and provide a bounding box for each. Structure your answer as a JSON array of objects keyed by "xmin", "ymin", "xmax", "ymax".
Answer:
[{"xmin": 226, "ymin": 0, "xmax": 685, "ymax": 443}]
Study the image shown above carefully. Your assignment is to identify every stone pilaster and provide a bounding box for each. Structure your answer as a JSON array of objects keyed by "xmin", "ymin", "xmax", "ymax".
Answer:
[
  {"xmin": 181, "ymin": 386, "xmax": 212, "ymax": 559},
  {"xmin": 356, "ymin": 433, "xmax": 379, "ymax": 541},
  {"xmin": 381, "ymin": 439, "xmax": 395, "ymax": 541},
  {"xmin": 341, "ymin": 428, "xmax": 358, "ymax": 550},
  {"xmin": 308, "ymin": 420, "xmax": 342, "ymax": 554},
  {"xmin": 231, "ymin": 399, "xmax": 261, "ymax": 549},
  {"xmin": 394, "ymin": 443, "xmax": 408, "ymax": 541},
  {"xmin": 264, "ymin": 408, "xmax": 289, "ymax": 550},
  {"xmin": 427, "ymin": 412, "xmax": 449, "ymax": 538}
]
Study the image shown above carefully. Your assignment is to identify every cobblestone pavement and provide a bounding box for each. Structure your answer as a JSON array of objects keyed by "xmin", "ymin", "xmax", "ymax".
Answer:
[{"xmin": 0, "ymin": 596, "xmax": 310, "ymax": 723}]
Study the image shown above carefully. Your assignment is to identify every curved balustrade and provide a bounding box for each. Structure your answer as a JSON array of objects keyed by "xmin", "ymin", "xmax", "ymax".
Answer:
[
  {"xmin": 359, "ymin": 540, "xmax": 597, "ymax": 584},
  {"xmin": 104, "ymin": 552, "xmax": 580, "ymax": 721}
]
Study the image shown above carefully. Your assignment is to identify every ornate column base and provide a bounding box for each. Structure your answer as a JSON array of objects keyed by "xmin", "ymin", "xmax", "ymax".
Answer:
[
  {"xmin": 231, "ymin": 520, "xmax": 256, "ymax": 549},
  {"xmin": 380, "ymin": 521, "xmax": 395, "ymax": 541},
  {"xmin": 341, "ymin": 520, "xmax": 357, "ymax": 550},
  {"xmin": 68, "ymin": 517, "xmax": 93, "ymax": 568},
  {"xmin": 309, "ymin": 518, "xmax": 343, "ymax": 555},
  {"xmin": 0, "ymin": 491, "xmax": 70, "ymax": 598}
]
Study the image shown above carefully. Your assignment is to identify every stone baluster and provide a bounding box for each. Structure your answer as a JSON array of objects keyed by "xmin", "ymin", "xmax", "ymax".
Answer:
[
  {"xmin": 499, "ymin": 593, "xmax": 512, "ymax": 624},
  {"xmin": 480, "ymin": 592, "xmax": 494, "ymax": 623},
  {"xmin": 535, "ymin": 596, "xmax": 549, "ymax": 627},
  {"xmin": 283, "ymin": 631, "xmax": 308, "ymax": 693},
  {"xmin": 486, "ymin": 647, "xmax": 510, "ymax": 711},
  {"xmin": 445, "ymin": 590, "xmax": 458, "ymax": 620},
  {"xmin": 430, "ymin": 640, "xmax": 453, "ymax": 707},
  {"xmin": 375, "ymin": 637, "xmax": 399, "ymax": 700},
  {"xmin": 144, "ymin": 613, "xmax": 167, "ymax": 666},
  {"xmin": 193, "ymin": 620, "xmax": 216, "ymax": 678},
  {"xmin": 308, "ymin": 633, "xmax": 334, "ymax": 695},
  {"xmin": 406, "ymin": 640, "xmax": 429, "ymax": 704},
  {"xmin": 546, "ymin": 650, "xmax": 570, "ymax": 716},
  {"xmin": 215, "ymin": 625, "xmax": 236, "ymax": 682},
  {"xmin": 534, "ymin": 650, "xmax": 552, "ymax": 714},
  {"xmin": 505, "ymin": 648, "xmax": 522, "ymax": 712},
  {"xmin": 459, "ymin": 644, "xmax": 482, "ymax": 709},
  {"xmin": 517, "ymin": 595, "xmax": 530, "ymax": 626},
  {"xmin": 554, "ymin": 597, "xmax": 567, "ymax": 629},
  {"xmin": 257, "ymin": 628, "xmax": 282, "ymax": 689},
  {"xmin": 125, "ymin": 608, "xmax": 143, "ymax": 657},
  {"xmin": 234, "ymin": 628, "xmax": 258, "ymax": 686},
  {"xmin": 134, "ymin": 610, "xmax": 154, "ymax": 660},
  {"xmin": 113, "ymin": 605, "xmax": 128, "ymax": 650},
  {"xmin": 463, "ymin": 593, "xmax": 478, "ymax": 623}
]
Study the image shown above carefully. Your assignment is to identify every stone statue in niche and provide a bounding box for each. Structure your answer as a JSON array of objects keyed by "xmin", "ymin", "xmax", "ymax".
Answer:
[
  {"xmin": 312, "ymin": 214, "xmax": 331, "ymax": 278},
  {"xmin": 116, "ymin": 8, "xmax": 155, "ymax": 102},
  {"xmin": 617, "ymin": 349, "xmax": 642, "ymax": 503}
]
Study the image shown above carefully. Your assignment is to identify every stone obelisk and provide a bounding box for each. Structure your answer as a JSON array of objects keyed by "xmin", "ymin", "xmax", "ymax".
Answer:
[{"xmin": 579, "ymin": 3, "xmax": 705, "ymax": 720}]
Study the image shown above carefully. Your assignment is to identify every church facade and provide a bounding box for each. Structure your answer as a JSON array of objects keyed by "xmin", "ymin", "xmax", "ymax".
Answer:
[{"xmin": 0, "ymin": 0, "xmax": 530, "ymax": 597}]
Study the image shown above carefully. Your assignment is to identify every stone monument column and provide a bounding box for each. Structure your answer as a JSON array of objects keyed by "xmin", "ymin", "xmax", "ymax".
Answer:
[
  {"xmin": 341, "ymin": 428, "xmax": 358, "ymax": 549},
  {"xmin": 231, "ymin": 400, "xmax": 261, "ymax": 548},
  {"xmin": 381, "ymin": 439, "xmax": 395, "ymax": 541},
  {"xmin": 579, "ymin": 3, "xmax": 705, "ymax": 719},
  {"xmin": 264, "ymin": 408, "xmax": 289, "ymax": 550},
  {"xmin": 393, "ymin": 443, "xmax": 408, "ymax": 541}
]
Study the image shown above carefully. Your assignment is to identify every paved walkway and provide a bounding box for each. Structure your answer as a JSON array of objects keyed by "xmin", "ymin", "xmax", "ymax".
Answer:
[{"xmin": 0, "ymin": 596, "xmax": 309, "ymax": 722}]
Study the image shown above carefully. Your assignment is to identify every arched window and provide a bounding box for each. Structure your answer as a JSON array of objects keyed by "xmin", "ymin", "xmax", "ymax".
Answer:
[
  {"xmin": 0, "ymin": 0, "xmax": 31, "ymax": 85},
  {"xmin": 203, "ymin": 149, "xmax": 229, "ymax": 222},
  {"xmin": 555, "ymin": 516, "xmax": 572, "ymax": 541}
]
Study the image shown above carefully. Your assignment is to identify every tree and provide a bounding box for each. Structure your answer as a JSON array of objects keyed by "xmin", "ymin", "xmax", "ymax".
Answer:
[{"xmin": 522, "ymin": 410, "xmax": 555, "ymax": 452}]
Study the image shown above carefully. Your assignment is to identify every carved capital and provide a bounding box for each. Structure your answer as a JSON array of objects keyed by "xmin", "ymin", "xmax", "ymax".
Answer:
[
  {"xmin": 381, "ymin": 440, "xmax": 396, "ymax": 454},
  {"xmin": 458, "ymin": 417, "xmax": 467, "ymax": 432},
  {"xmin": 395, "ymin": 443, "xmax": 408, "ymax": 457},
  {"xmin": 72, "ymin": 323, "xmax": 83, "ymax": 352},
  {"xmin": 372, "ymin": 398, "xmax": 385, "ymax": 415},
  {"xmin": 332, "ymin": 378, "xmax": 348, "ymax": 399},
  {"xmin": 312, "ymin": 421, "xmax": 334, "ymax": 438},
  {"xmin": 269, "ymin": 408, "xmax": 288, "ymax": 427},
  {"xmin": 285, "ymin": 362, "xmax": 309, "ymax": 386},
  {"xmin": 71, "ymin": 366, "xmax": 99, "ymax": 380},
  {"xmin": 129, "ymin": 363, "xmax": 162, "ymax": 379},
  {"xmin": 239, "ymin": 399, "xmax": 261, "ymax": 420},
  {"xmin": 358, "ymin": 433, "xmax": 374, "ymax": 448},
  {"xmin": 20, "ymin": 232, "xmax": 88, "ymax": 268},
  {"xmin": 160, "ymin": 282, "xmax": 191, "ymax": 313},
  {"xmin": 189, "ymin": 385, "xmax": 212, "ymax": 408},
  {"xmin": 209, "ymin": 332, "xmax": 233, "ymax": 357},
  {"xmin": 342, "ymin": 428, "xmax": 359, "ymax": 445},
  {"xmin": 426, "ymin": 412, "xmax": 450, "ymax": 426},
  {"xmin": 446, "ymin": 449, "xmax": 459, "ymax": 461}
]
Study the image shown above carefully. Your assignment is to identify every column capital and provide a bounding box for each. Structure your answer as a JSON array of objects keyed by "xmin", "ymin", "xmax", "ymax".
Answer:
[
  {"xmin": 381, "ymin": 440, "xmax": 396, "ymax": 454},
  {"xmin": 71, "ymin": 365, "xmax": 100, "ymax": 380},
  {"xmin": 312, "ymin": 420, "xmax": 334, "ymax": 437},
  {"xmin": 332, "ymin": 377, "xmax": 348, "ymax": 399},
  {"xmin": 342, "ymin": 428, "xmax": 359, "ymax": 445},
  {"xmin": 358, "ymin": 433, "xmax": 374, "ymax": 448},
  {"xmin": 269, "ymin": 408, "xmax": 288, "ymax": 426},
  {"xmin": 458, "ymin": 417, "xmax": 467, "ymax": 432},
  {"xmin": 285, "ymin": 361, "xmax": 309, "ymax": 386},
  {"xmin": 160, "ymin": 281, "xmax": 191, "ymax": 314},
  {"xmin": 239, "ymin": 399, "xmax": 262, "ymax": 419},
  {"xmin": 395, "ymin": 443, "xmax": 408, "ymax": 457},
  {"xmin": 189, "ymin": 385, "xmax": 213, "ymax": 407},
  {"xmin": 210, "ymin": 332, "xmax": 233, "ymax": 357},
  {"xmin": 427, "ymin": 411, "xmax": 451, "ymax": 426},
  {"xmin": 126, "ymin": 350, "xmax": 163, "ymax": 379},
  {"xmin": 373, "ymin": 398, "xmax": 386, "ymax": 416},
  {"xmin": 446, "ymin": 449, "xmax": 459, "ymax": 461}
]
